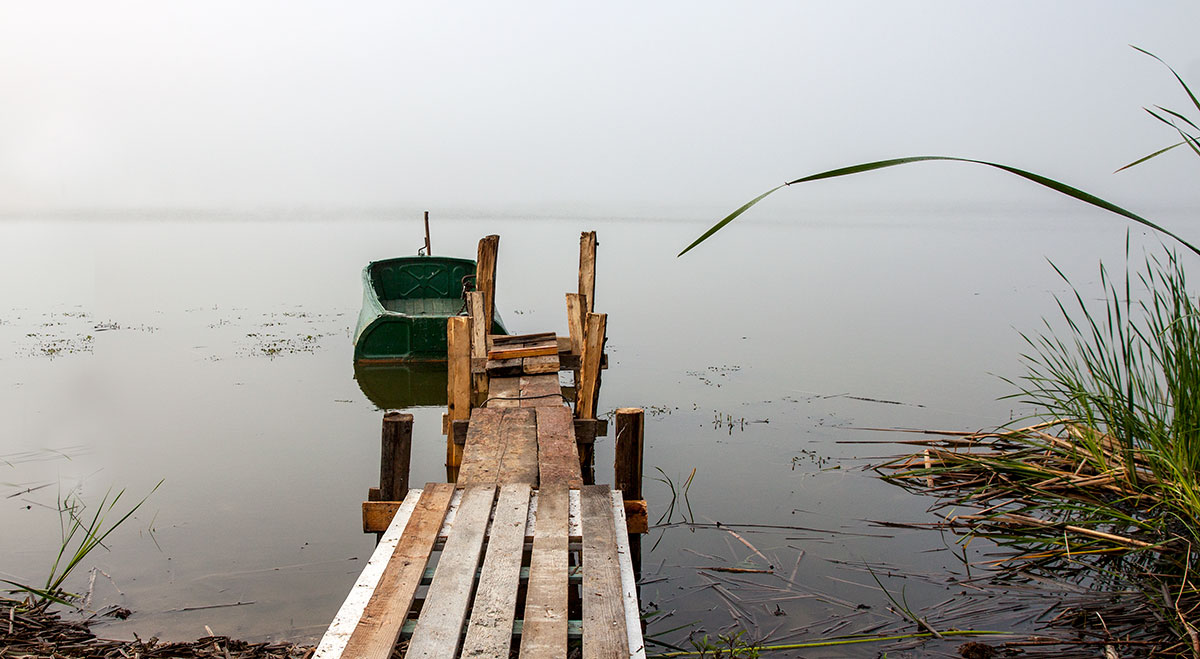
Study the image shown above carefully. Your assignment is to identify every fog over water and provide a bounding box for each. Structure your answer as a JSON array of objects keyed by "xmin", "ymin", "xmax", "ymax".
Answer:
[{"xmin": 1, "ymin": 2, "xmax": 1199, "ymax": 216}]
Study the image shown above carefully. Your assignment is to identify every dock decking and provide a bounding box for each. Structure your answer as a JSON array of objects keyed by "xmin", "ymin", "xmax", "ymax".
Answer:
[{"xmin": 317, "ymin": 233, "xmax": 646, "ymax": 658}]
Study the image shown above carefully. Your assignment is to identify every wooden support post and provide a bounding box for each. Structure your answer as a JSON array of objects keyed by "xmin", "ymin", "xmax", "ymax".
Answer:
[
  {"xmin": 467, "ymin": 291, "xmax": 489, "ymax": 407},
  {"xmin": 576, "ymin": 312, "xmax": 606, "ymax": 420},
  {"xmin": 565, "ymin": 292, "xmax": 587, "ymax": 357},
  {"xmin": 614, "ymin": 408, "xmax": 644, "ymax": 500},
  {"xmin": 476, "ymin": 234, "xmax": 499, "ymax": 335},
  {"xmin": 380, "ymin": 411, "xmax": 413, "ymax": 501},
  {"xmin": 446, "ymin": 316, "xmax": 472, "ymax": 478},
  {"xmin": 578, "ymin": 231, "xmax": 597, "ymax": 314}
]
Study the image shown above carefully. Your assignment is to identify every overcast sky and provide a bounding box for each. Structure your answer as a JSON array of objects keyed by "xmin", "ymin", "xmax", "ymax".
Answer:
[{"xmin": 2, "ymin": 2, "xmax": 1198, "ymax": 214}]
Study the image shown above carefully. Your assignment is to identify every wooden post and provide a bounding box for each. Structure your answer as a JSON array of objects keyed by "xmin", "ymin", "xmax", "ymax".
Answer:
[
  {"xmin": 614, "ymin": 408, "xmax": 644, "ymax": 500},
  {"xmin": 565, "ymin": 293, "xmax": 587, "ymax": 357},
  {"xmin": 578, "ymin": 231, "xmax": 597, "ymax": 314},
  {"xmin": 476, "ymin": 235, "xmax": 499, "ymax": 335},
  {"xmin": 576, "ymin": 312, "xmax": 606, "ymax": 420},
  {"xmin": 423, "ymin": 210, "xmax": 431, "ymax": 255},
  {"xmin": 380, "ymin": 412, "xmax": 413, "ymax": 501},
  {"xmin": 468, "ymin": 291, "xmax": 489, "ymax": 406},
  {"xmin": 446, "ymin": 316, "xmax": 472, "ymax": 477}
]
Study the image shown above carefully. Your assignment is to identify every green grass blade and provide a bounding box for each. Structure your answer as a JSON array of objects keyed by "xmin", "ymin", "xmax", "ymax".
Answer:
[
  {"xmin": 1115, "ymin": 141, "xmax": 1185, "ymax": 173},
  {"xmin": 1132, "ymin": 45, "xmax": 1200, "ymax": 117},
  {"xmin": 680, "ymin": 156, "xmax": 1200, "ymax": 257},
  {"xmin": 676, "ymin": 184, "xmax": 783, "ymax": 256}
]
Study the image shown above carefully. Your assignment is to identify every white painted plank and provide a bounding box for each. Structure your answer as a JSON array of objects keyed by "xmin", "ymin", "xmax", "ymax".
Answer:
[
  {"xmin": 314, "ymin": 488, "xmax": 423, "ymax": 659},
  {"xmin": 611, "ymin": 490, "xmax": 646, "ymax": 659},
  {"xmin": 526, "ymin": 489, "xmax": 584, "ymax": 539}
]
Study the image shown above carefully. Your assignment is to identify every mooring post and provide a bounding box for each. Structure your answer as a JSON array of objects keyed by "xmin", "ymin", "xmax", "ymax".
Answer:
[
  {"xmin": 615, "ymin": 407, "xmax": 646, "ymax": 577},
  {"xmin": 446, "ymin": 316, "xmax": 472, "ymax": 480},
  {"xmin": 423, "ymin": 210, "xmax": 431, "ymax": 255},
  {"xmin": 380, "ymin": 411, "xmax": 413, "ymax": 501},
  {"xmin": 476, "ymin": 235, "xmax": 499, "ymax": 335},
  {"xmin": 468, "ymin": 291, "xmax": 489, "ymax": 407}
]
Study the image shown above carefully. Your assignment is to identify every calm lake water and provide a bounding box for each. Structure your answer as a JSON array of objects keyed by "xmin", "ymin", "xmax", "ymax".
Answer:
[{"xmin": 2, "ymin": 207, "xmax": 1196, "ymax": 655}]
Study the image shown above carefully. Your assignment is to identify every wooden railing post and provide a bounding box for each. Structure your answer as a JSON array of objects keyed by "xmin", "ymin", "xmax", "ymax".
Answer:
[
  {"xmin": 380, "ymin": 411, "xmax": 413, "ymax": 501},
  {"xmin": 614, "ymin": 408, "xmax": 643, "ymax": 500},
  {"xmin": 446, "ymin": 316, "xmax": 472, "ymax": 479},
  {"xmin": 576, "ymin": 312, "xmax": 606, "ymax": 420},
  {"xmin": 578, "ymin": 231, "xmax": 596, "ymax": 314},
  {"xmin": 468, "ymin": 291, "xmax": 489, "ymax": 407},
  {"xmin": 476, "ymin": 235, "xmax": 499, "ymax": 334}
]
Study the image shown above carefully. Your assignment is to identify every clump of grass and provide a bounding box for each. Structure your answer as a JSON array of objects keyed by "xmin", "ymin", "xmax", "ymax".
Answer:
[{"xmin": 3, "ymin": 481, "xmax": 161, "ymax": 608}]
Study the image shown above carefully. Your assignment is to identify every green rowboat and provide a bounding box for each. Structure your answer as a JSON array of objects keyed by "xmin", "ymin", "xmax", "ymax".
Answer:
[{"xmin": 353, "ymin": 255, "xmax": 506, "ymax": 362}]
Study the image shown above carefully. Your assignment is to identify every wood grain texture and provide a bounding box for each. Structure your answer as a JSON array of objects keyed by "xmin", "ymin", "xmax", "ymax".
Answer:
[
  {"xmin": 498, "ymin": 408, "xmax": 538, "ymax": 485},
  {"xmin": 447, "ymin": 317, "xmax": 472, "ymax": 468},
  {"xmin": 460, "ymin": 483, "xmax": 532, "ymax": 658},
  {"xmin": 576, "ymin": 313, "xmax": 607, "ymax": 419},
  {"xmin": 476, "ymin": 235, "xmax": 499, "ymax": 333},
  {"xmin": 341, "ymin": 483, "xmax": 454, "ymax": 659},
  {"xmin": 614, "ymin": 408, "xmax": 644, "ymax": 500},
  {"xmin": 520, "ymin": 482, "xmax": 570, "ymax": 658},
  {"xmin": 468, "ymin": 291, "xmax": 489, "ymax": 406},
  {"xmin": 380, "ymin": 412, "xmax": 413, "ymax": 501},
  {"xmin": 487, "ymin": 342, "xmax": 558, "ymax": 360},
  {"xmin": 581, "ymin": 485, "xmax": 629, "ymax": 659},
  {"xmin": 537, "ymin": 406, "xmax": 583, "ymax": 488},
  {"xmin": 565, "ymin": 293, "xmax": 587, "ymax": 357},
  {"xmin": 487, "ymin": 376, "xmax": 521, "ymax": 408},
  {"xmin": 523, "ymin": 353, "xmax": 561, "ymax": 375},
  {"xmin": 405, "ymin": 485, "xmax": 498, "ymax": 658},
  {"xmin": 520, "ymin": 373, "xmax": 565, "ymax": 408},
  {"xmin": 491, "ymin": 331, "xmax": 556, "ymax": 346},
  {"xmin": 457, "ymin": 408, "xmax": 506, "ymax": 486},
  {"xmin": 578, "ymin": 231, "xmax": 597, "ymax": 314}
]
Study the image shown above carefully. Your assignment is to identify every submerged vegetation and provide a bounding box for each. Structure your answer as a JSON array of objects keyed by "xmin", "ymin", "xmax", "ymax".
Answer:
[{"xmin": 680, "ymin": 47, "xmax": 1200, "ymax": 655}]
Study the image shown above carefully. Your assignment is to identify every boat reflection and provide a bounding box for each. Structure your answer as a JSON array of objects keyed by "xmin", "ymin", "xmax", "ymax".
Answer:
[{"xmin": 353, "ymin": 362, "xmax": 448, "ymax": 409}]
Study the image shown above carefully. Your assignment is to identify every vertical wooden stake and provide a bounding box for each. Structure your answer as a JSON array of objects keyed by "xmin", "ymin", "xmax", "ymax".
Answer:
[
  {"xmin": 423, "ymin": 210, "xmax": 432, "ymax": 255},
  {"xmin": 476, "ymin": 235, "xmax": 499, "ymax": 335},
  {"xmin": 380, "ymin": 411, "xmax": 413, "ymax": 501},
  {"xmin": 446, "ymin": 316, "xmax": 472, "ymax": 476},
  {"xmin": 578, "ymin": 231, "xmax": 597, "ymax": 314},
  {"xmin": 467, "ymin": 291, "xmax": 489, "ymax": 407},
  {"xmin": 576, "ymin": 312, "xmax": 606, "ymax": 419},
  {"xmin": 614, "ymin": 408, "xmax": 644, "ymax": 500},
  {"xmin": 565, "ymin": 293, "xmax": 587, "ymax": 357}
]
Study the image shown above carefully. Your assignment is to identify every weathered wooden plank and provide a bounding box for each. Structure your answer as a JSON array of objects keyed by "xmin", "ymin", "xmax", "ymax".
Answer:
[
  {"xmin": 406, "ymin": 485, "xmax": 498, "ymax": 658},
  {"xmin": 499, "ymin": 407, "xmax": 539, "ymax": 486},
  {"xmin": 487, "ymin": 342, "xmax": 558, "ymax": 360},
  {"xmin": 468, "ymin": 291, "xmax": 489, "ymax": 406},
  {"xmin": 447, "ymin": 317, "xmax": 472, "ymax": 470},
  {"xmin": 457, "ymin": 408, "xmax": 506, "ymax": 486},
  {"xmin": 487, "ymin": 376, "xmax": 521, "ymax": 408},
  {"xmin": 491, "ymin": 331, "xmax": 557, "ymax": 347},
  {"xmin": 565, "ymin": 293, "xmax": 587, "ymax": 357},
  {"xmin": 362, "ymin": 500, "xmax": 404, "ymax": 533},
  {"xmin": 614, "ymin": 408, "xmax": 644, "ymax": 500},
  {"xmin": 520, "ymin": 482, "xmax": 570, "ymax": 658},
  {"xmin": 520, "ymin": 373, "xmax": 565, "ymax": 408},
  {"xmin": 523, "ymin": 353, "xmax": 561, "ymax": 375},
  {"xmin": 576, "ymin": 313, "xmax": 607, "ymax": 419},
  {"xmin": 610, "ymin": 490, "xmax": 647, "ymax": 659},
  {"xmin": 536, "ymin": 406, "xmax": 583, "ymax": 488},
  {"xmin": 581, "ymin": 485, "xmax": 628, "ymax": 659},
  {"xmin": 460, "ymin": 483, "xmax": 532, "ymax": 658},
  {"xmin": 579, "ymin": 231, "xmax": 597, "ymax": 314},
  {"xmin": 316, "ymin": 488, "xmax": 424, "ymax": 658},
  {"xmin": 485, "ymin": 357, "xmax": 524, "ymax": 377},
  {"xmin": 476, "ymin": 235, "xmax": 499, "ymax": 334},
  {"xmin": 341, "ymin": 483, "xmax": 455, "ymax": 659}
]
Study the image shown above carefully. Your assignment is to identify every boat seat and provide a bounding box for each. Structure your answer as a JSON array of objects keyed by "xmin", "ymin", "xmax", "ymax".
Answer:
[{"xmin": 382, "ymin": 297, "xmax": 465, "ymax": 316}]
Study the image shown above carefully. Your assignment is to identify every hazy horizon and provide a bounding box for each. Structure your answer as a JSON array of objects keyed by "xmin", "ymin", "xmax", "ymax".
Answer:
[{"xmin": 3, "ymin": 2, "xmax": 1199, "ymax": 216}]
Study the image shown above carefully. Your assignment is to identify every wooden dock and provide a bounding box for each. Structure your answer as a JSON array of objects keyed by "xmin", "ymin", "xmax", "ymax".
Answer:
[{"xmin": 316, "ymin": 233, "xmax": 647, "ymax": 658}]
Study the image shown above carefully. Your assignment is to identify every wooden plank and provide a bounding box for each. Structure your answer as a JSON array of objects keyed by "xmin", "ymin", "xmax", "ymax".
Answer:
[
  {"xmin": 457, "ymin": 408, "xmax": 506, "ymax": 486},
  {"xmin": 340, "ymin": 483, "xmax": 455, "ymax": 659},
  {"xmin": 476, "ymin": 235, "xmax": 499, "ymax": 334},
  {"xmin": 487, "ymin": 342, "xmax": 558, "ymax": 360},
  {"xmin": 537, "ymin": 406, "xmax": 583, "ymax": 488},
  {"xmin": 523, "ymin": 353, "xmax": 561, "ymax": 375},
  {"xmin": 576, "ymin": 313, "xmax": 607, "ymax": 419},
  {"xmin": 610, "ymin": 490, "xmax": 647, "ymax": 659},
  {"xmin": 520, "ymin": 482, "xmax": 570, "ymax": 658},
  {"xmin": 460, "ymin": 483, "xmax": 532, "ymax": 658},
  {"xmin": 491, "ymin": 331, "xmax": 557, "ymax": 347},
  {"xmin": 362, "ymin": 500, "xmax": 404, "ymax": 533},
  {"xmin": 487, "ymin": 376, "xmax": 521, "ymax": 408},
  {"xmin": 316, "ymin": 488, "xmax": 423, "ymax": 658},
  {"xmin": 468, "ymin": 291, "xmax": 489, "ymax": 406},
  {"xmin": 565, "ymin": 293, "xmax": 587, "ymax": 356},
  {"xmin": 520, "ymin": 373, "xmax": 565, "ymax": 408},
  {"xmin": 623, "ymin": 499, "xmax": 648, "ymax": 535},
  {"xmin": 446, "ymin": 317, "xmax": 472, "ymax": 469},
  {"xmin": 485, "ymin": 357, "xmax": 524, "ymax": 377},
  {"xmin": 406, "ymin": 485, "xmax": 498, "ymax": 658},
  {"xmin": 580, "ymin": 485, "xmax": 628, "ymax": 659},
  {"xmin": 614, "ymin": 408, "xmax": 644, "ymax": 500},
  {"xmin": 499, "ymin": 407, "xmax": 539, "ymax": 485},
  {"xmin": 579, "ymin": 231, "xmax": 597, "ymax": 314}
]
